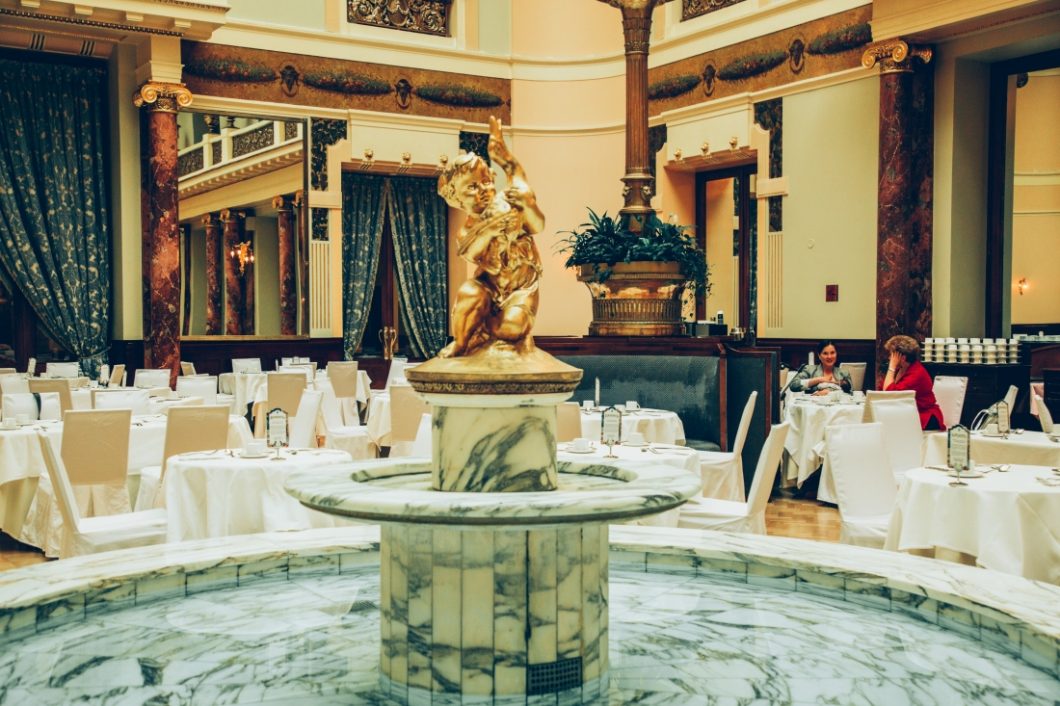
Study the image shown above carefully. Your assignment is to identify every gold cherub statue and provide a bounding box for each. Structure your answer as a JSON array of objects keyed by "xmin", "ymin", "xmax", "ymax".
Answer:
[{"xmin": 437, "ymin": 116, "xmax": 544, "ymax": 359}]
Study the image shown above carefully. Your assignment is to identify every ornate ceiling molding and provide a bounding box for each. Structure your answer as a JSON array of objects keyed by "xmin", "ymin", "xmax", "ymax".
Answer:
[
  {"xmin": 347, "ymin": 0, "xmax": 451, "ymax": 37},
  {"xmin": 682, "ymin": 0, "xmax": 746, "ymax": 22}
]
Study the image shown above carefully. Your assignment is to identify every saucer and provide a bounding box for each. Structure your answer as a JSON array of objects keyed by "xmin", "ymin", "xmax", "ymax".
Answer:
[
  {"xmin": 623, "ymin": 441, "xmax": 646, "ymax": 448},
  {"xmin": 239, "ymin": 450, "xmax": 270, "ymax": 459},
  {"xmin": 947, "ymin": 470, "xmax": 985, "ymax": 479},
  {"xmin": 977, "ymin": 431, "xmax": 1006, "ymax": 438},
  {"xmin": 562, "ymin": 446, "xmax": 596, "ymax": 454}
]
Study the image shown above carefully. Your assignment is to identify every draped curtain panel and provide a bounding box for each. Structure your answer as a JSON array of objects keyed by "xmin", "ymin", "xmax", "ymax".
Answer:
[
  {"xmin": 340, "ymin": 172, "xmax": 386, "ymax": 359},
  {"xmin": 387, "ymin": 176, "xmax": 449, "ymax": 359},
  {"xmin": 0, "ymin": 57, "xmax": 111, "ymax": 376}
]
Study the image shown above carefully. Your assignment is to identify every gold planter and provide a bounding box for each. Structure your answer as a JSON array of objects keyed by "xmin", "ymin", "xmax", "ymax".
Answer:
[{"xmin": 577, "ymin": 261, "xmax": 687, "ymax": 336}]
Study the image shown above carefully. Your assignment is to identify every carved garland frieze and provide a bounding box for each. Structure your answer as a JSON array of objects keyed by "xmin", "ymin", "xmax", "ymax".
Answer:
[
  {"xmin": 348, "ymin": 0, "xmax": 451, "ymax": 37},
  {"xmin": 682, "ymin": 0, "xmax": 746, "ymax": 21}
]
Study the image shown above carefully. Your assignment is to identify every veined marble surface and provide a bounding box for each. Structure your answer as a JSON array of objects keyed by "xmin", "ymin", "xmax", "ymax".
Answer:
[
  {"xmin": 0, "ymin": 561, "xmax": 1056, "ymax": 704},
  {"xmin": 285, "ymin": 460, "xmax": 702, "ymax": 525}
]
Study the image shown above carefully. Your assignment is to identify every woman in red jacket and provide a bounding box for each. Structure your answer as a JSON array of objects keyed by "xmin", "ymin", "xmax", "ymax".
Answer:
[{"xmin": 882, "ymin": 335, "xmax": 946, "ymax": 430}]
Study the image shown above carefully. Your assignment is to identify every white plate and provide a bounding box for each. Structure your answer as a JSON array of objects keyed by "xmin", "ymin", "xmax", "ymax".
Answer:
[
  {"xmin": 239, "ymin": 451, "xmax": 271, "ymax": 459},
  {"xmin": 623, "ymin": 442, "xmax": 647, "ymax": 448},
  {"xmin": 946, "ymin": 470, "xmax": 985, "ymax": 479},
  {"xmin": 977, "ymin": 432, "xmax": 1007, "ymax": 438},
  {"xmin": 562, "ymin": 446, "xmax": 596, "ymax": 454}
]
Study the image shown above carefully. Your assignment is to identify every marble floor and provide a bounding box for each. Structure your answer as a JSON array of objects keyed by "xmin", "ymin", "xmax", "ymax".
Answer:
[{"xmin": 1, "ymin": 564, "xmax": 1054, "ymax": 704}]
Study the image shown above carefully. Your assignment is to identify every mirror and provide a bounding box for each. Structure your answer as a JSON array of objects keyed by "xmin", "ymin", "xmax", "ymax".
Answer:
[
  {"xmin": 696, "ymin": 166, "xmax": 756, "ymax": 331},
  {"xmin": 177, "ymin": 110, "xmax": 309, "ymax": 337}
]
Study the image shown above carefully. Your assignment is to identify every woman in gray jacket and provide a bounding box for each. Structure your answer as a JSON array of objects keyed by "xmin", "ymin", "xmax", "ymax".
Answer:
[{"xmin": 789, "ymin": 340, "xmax": 853, "ymax": 395}]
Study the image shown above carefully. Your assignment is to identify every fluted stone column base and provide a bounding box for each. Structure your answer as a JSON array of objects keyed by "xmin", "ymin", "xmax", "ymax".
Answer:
[{"xmin": 379, "ymin": 522, "xmax": 609, "ymax": 703}]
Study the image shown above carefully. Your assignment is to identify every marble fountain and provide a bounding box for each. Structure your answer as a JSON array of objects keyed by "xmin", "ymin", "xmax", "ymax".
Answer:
[{"xmin": 1, "ymin": 129, "xmax": 1058, "ymax": 705}]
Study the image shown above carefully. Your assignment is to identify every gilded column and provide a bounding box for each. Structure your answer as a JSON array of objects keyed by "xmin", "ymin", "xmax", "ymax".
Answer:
[
  {"xmin": 862, "ymin": 40, "xmax": 934, "ymax": 385},
  {"xmin": 202, "ymin": 212, "xmax": 223, "ymax": 335},
  {"xmin": 274, "ymin": 194, "xmax": 297, "ymax": 335},
  {"xmin": 221, "ymin": 208, "xmax": 246, "ymax": 335},
  {"xmin": 134, "ymin": 81, "xmax": 192, "ymax": 384},
  {"xmin": 599, "ymin": 0, "xmax": 670, "ymax": 225}
]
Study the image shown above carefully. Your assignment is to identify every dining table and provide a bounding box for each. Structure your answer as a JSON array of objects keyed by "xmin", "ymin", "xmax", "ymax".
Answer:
[
  {"xmin": 885, "ymin": 464, "xmax": 1060, "ymax": 583},
  {"xmin": 1, "ymin": 414, "xmax": 252, "ymax": 557},
  {"xmin": 782, "ymin": 394, "xmax": 864, "ymax": 500},
  {"xmin": 922, "ymin": 429, "xmax": 1060, "ymax": 468},
  {"xmin": 164, "ymin": 447, "xmax": 356, "ymax": 542},
  {"xmin": 578, "ymin": 407, "xmax": 686, "ymax": 446}
]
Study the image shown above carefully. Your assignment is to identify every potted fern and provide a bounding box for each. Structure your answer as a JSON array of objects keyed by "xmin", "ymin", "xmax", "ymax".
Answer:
[{"xmin": 559, "ymin": 210, "xmax": 708, "ymax": 336}]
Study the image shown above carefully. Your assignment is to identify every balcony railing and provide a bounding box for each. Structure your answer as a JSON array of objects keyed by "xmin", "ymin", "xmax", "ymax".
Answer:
[{"xmin": 178, "ymin": 119, "xmax": 303, "ymax": 180}]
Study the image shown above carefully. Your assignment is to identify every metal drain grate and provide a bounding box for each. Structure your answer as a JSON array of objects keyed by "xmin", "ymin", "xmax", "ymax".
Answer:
[{"xmin": 527, "ymin": 657, "xmax": 582, "ymax": 695}]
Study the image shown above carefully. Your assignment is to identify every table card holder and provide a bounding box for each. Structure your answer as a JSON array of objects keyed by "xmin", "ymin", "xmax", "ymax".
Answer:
[
  {"xmin": 947, "ymin": 424, "xmax": 970, "ymax": 486},
  {"xmin": 995, "ymin": 401, "xmax": 1010, "ymax": 436},
  {"xmin": 99, "ymin": 364, "xmax": 110, "ymax": 388},
  {"xmin": 601, "ymin": 406, "xmax": 622, "ymax": 459},
  {"xmin": 267, "ymin": 408, "xmax": 289, "ymax": 460}
]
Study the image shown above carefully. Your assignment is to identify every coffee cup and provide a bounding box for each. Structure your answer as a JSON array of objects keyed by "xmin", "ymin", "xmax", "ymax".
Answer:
[
  {"xmin": 625, "ymin": 400, "xmax": 640, "ymax": 410},
  {"xmin": 571, "ymin": 437, "xmax": 593, "ymax": 452},
  {"xmin": 244, "ymin": 439, "xmax": 267, "ymax": 456},
  {"xmin": 626, "ymin": 431, "xmax": 646, "ymax": 446},
  {"xmin": 582, "ymin": 400, "xmax": 594, "ymax": 411}
]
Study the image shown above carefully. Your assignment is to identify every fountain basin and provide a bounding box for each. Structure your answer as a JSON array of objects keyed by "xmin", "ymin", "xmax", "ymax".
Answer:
[{"xmin": 0, "ymin": 526, "xmax": 1056, "ymax": 704}]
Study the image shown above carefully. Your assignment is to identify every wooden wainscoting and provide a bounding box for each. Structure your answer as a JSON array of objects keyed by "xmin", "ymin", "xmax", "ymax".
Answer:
[{"xmin": 178, "ymin": 337, "xmax": 344, "ymax": 376}]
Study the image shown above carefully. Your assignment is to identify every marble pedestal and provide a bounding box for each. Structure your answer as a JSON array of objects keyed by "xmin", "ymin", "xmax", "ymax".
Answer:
[{"xmin": 381, "ymin": 522, "xmax": 609, "ymax": 702}]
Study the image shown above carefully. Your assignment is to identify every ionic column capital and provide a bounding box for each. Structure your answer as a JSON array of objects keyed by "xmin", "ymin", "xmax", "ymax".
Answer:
[
  {"xmin": 133, "ymin": 81, "xmax": 193, "ymax": 112},
  {"xmin": 862, "ymin": 39, "xmax": 932, "ymax": 74}
]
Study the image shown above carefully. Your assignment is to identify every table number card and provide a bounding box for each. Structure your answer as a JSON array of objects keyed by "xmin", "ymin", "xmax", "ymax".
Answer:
[
  {"xmin": 267, "ymin": 408, "xmax": 289, "ymax": 448},
  {"xmin": 947, "ymin": 424, "xmax": 970, "ymax": 471},
  {"xmin": 995, "ymin": 401, "xmax": 1010, "ymax": 434},
  {"xmin": 601, "ymin": 406, "xmax": 622, "ymax": 445}
]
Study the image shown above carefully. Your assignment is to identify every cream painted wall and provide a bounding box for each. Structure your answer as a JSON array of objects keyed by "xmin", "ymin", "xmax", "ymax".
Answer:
[
  {"xmin": 478, "ymin": 0, "xmax": 511, "ymax": 56},
  {"xmin": 778, "ymin": 76, "xmax": 879, "ymax": 340},
  {"xmin": 704, "ymin": 178, "xmax": 737, "ymax": 325},
  {"xmin": 511, "ymin": 0, "xmax": 620, "ymax": 58},
  {"xmin": 511, "ymin": 75, "xmax": 625, "ymax": 127},
  {"xmin": 1011, "ymin": 72, "xmax": 1060, "ymax": 324},
  {"xmin": 227, "ymin": 0, "xmax": 326, "ymax": 30}
]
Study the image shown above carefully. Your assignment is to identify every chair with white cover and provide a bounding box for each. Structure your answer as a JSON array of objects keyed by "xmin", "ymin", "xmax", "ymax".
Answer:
[
  {"xmin": 92, "ymin": 388, "xmax": 151, "ymax": 416},
  {"xmin": 0, "ymin": 373, "xmax": 29, "ymax": 395},
  {"xmin": 134, "ymin": 368, "xmax": 171, "ymax": 389},
  {"xmin": 1035, "ymin": 394, "xmax": 1055, "ymax": 434},
  {"xmin": 677, "ymin": 422, "xmax": 789, "ymax": 534},
  {"xmin": 327, "ymin": 361, "xmax": 361, "ymax": 425},
  {"xmin": 319, "ymin": 377, "xmax": 376, "ymax": 460},
  {"xmin": 697, "ymin": 391, "xmax": 756, "ymax": 501},
  {"xmin": 0, "ymin": 368, "xmax": 14, "ymax": 376},
  {"xmin": 2, "ymin": 392, "xmax": 59, "ymax": 421},
  {"xmin": 868, "ymin": 396, "xmax": 922, "ymax": 485},
  {"xmin": 932, "ymin": 375, "xmax": 968, "ymax": 429},
  {"xmin": 232, "ymin": 357, "xmax": 262, "ymax": 374},
  {"xmin": 257, "ymin": 372, "xmax": 306, "ymax": 438},
  {"xmin": 841, "ymin": 362, "xmax": 868, "ymax": 392},
  {"xmin": 290, "ymin": 389, "xmax": 323, "ymax": 448},
  {"xmin": 176, "ymin": 375, "xmax": 219, "ymax": 405},
  {"xmin": 556, "ymin": 402, "xmax": 581, "ymax": 443},
  {"xmin": 825, "ymin": 422, "xmax": 896, "ymax": 548},
  {"xmin": 61, "ymin": 409, "xmax": 134, "ymax": 518},
  {"xmin": 1002, "ymin": 384, "xmax": 1018, "ymax": 412},
  {"xmin": 862, "ymin": 390, "xmax": 916, "ymax": 423},
  {"xmin": 389, "ymin": 384, "xmax": 430, "ymax": 457},
  {"xmin": 134, "ymin": 405, "xmax": 231, "ymax": 510},
  {"xmin": 36, "ymin": 431, "xmax": 167, "ymax": 558},
  {"xmin": 28, "ymin": 378, "xmax": 73, "ymax": 416},
  {"xmin": 46, "ymin": 361, "xmax": 79, "ymax": 378},
  {"xmin": 109, "ymin": 363, "xmax": 126, "ymax": 387},
  {"xmin": 278, "ymin": 364, "xmax": 315, "ymax": 383},
  {"xmin": 385, "ymin": 357, "xmax": 409, "ymax": 390},
  {"xmin": 180, "ymin": 361, "xmax": 197, "ymax": 376}
]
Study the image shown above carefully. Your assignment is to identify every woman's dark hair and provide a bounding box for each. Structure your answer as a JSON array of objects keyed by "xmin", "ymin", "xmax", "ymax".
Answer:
[{"xmin": 816, "ymin": 339, "xmax": 841, "ymax": 367}]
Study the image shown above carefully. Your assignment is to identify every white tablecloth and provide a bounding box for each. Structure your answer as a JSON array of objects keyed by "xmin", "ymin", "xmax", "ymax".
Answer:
[
  {"xmin": 218, "ymin": 372, "xmax": 268, "ymax": 414},
  {"xmin": 3, "ymin": 414, "xmax": 252, "ymax": 556},
  {"xmin": 923, "ymin": 430, "xmax": 1060, "ymax": 468},
  {"xmin": 886, "ymin": 465, "xmax": 1060, "ymax": 583},
  {"xmin": 164, "ymin": 448, "xmax": 355, "ymax": 542},
  {"xmin": 579, "ymin": 408, "xmax": 685, "ymax": 446},
  {"xmin": 558, "ymin": 440, "xmax": 699, "ymax": 527},
  {"xmin": 783, "ymin": 397, "xmax": 864, "ymax": 488}
]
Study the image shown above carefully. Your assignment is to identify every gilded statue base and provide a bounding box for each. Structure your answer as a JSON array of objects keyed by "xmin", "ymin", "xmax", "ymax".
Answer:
[{"xmin": 406, "ymin": 344, "xmax": 582, "ymax": 396}]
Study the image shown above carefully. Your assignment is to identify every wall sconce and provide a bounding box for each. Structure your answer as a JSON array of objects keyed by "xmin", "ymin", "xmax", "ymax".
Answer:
[
  {"xmin": 230, "ymin": 241, "xmax": 255, "ymax": 275},
  {"xmin": 1017, "ymin": 277, "xmax": 1028, "ymax": 296}
]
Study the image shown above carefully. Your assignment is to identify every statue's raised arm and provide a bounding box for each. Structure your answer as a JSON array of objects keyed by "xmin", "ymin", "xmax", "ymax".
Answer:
[{"xmin": 488, "ymin": 117, "xmax": 545, "ymax": 235}]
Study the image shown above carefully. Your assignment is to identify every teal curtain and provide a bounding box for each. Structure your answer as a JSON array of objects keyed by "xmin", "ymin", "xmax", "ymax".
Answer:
[
  {"xmin": 387, "ymin": 176, "xmax": 448, "ymax": 358},
  {"xmin": 0, "ymin": 57, "xmax": 111, "ymax": 376},
  {"xmin": 341, "ymin": 172, "xmax": 386, "ymax": 359}
]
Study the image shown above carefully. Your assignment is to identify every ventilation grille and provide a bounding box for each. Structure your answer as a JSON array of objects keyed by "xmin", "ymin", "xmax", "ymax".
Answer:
[{"xmin": 527, "ymin": 657, "xmax": 582, "ymax": 695}]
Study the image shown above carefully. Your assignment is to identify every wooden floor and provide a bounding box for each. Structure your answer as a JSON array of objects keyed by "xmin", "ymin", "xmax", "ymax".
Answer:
[{"xmin": 0, "ymin": 498, "xmax": 841, "ymax": 573}]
